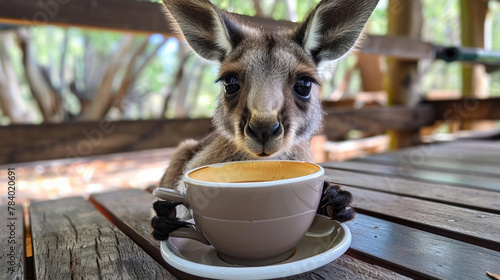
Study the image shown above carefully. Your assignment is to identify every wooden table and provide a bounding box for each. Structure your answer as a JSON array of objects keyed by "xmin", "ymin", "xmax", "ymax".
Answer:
[{"xmin": 4, "ymin": 140, "xmax": 500, "ymax": 279}]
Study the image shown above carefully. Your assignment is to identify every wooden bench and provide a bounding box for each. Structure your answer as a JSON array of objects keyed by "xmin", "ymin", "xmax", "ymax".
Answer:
[{"xmin": 4, "ymin": 140, "xmax": 500, "ymax": 279}]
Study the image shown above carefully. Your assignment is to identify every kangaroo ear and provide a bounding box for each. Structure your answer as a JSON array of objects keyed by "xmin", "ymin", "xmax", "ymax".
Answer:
[
  {"xmin": 295, "ymin": 0, "xmax": 379, "ymax": 63},
  {"xmin": 162, "ymin": 0, "xmax": 244, "ymax": 62}
]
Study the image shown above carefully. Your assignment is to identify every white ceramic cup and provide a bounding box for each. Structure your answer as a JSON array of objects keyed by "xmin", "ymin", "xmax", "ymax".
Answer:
[{"xmin": 154, "ymin": 160, "xmax": 324, "ymax": 266}]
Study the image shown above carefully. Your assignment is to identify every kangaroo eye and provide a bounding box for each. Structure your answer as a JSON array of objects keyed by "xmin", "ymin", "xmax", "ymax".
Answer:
[
  {"xmin": 223, "ymin": 75, "xmax": 240, "ymax": 95},
  {"xmin": 293, "ymin": 77, "xmax": 312, "ymax": 98}
]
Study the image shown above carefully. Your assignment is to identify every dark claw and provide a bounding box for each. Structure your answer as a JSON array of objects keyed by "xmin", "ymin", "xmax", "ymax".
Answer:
[
  {"xmin": 151, "ymin": 200, "xmax": 190, "ymax": 241},
  {"xmin": 317, "ymin": 181, "xmax": 355, "ymax": 222}
]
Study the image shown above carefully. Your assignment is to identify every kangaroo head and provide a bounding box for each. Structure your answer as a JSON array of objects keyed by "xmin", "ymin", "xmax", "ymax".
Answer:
[{"xmin": 163, "ymin": 0, "xmax": 378, "ymax": 158}]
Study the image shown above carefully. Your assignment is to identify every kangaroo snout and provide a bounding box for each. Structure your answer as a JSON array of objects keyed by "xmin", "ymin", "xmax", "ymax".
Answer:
[
  {"xmin": 246, "ymin": 122, "xmax": 281, "ymax": 143},
  {"xmin": 244, "ymin": 119, "xmax": 283, "ymax": 156}
]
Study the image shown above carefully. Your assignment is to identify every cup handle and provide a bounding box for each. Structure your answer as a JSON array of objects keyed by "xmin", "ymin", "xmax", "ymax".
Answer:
[{"xmin": 153, "ymin": 188, "xmax": 210, "ymax": 245}]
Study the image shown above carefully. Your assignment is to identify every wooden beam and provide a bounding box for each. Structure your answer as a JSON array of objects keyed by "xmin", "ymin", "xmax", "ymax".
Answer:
[
  {"xmin": 1, "ymin": 98, "xmax": 497, "ymax": 164},
  {"xmin": 357, "ymin": 35, "xmax": 435, "ymax": 61},
  {"xmin": 0, "ymin": 118, "xmax": 212, "ymax": 164},
  {"xmin": 322, "ymin": 105, "xmax": 436, "ymax": 140},
  {"xmin": 0, "ymin": 0, "xmax": 176, "ymax": 35},
  {"xmin": 429, "ymin": 97, "xmax": 500, "ymax": 121}
]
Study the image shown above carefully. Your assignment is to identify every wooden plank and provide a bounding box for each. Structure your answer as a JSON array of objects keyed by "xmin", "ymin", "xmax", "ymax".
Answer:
[
  {"xmin": 339, "ymin": 186, "xmax": 500, "ymax": 251},
  {"xmin": 90, "ymin": 189, "xmax": 411, "ymax": 280},
  {"xmin": 0, "ymin": 0, "xmax": 176, "ymax": 35},
  {"xmin": 352, "ymin": 154, "xmax": 500, "ymax": 178},
  {"xmin": 0, "ymin": 118, "xmax": 212, "ymax": 164},
  {"xmin": 393, "ymin": 145, "xmax": 500, "ymax": 165},
  {"xmin": 322, "ymin": 105, "xmax": 435, "ymax": 140},
  {"xmin": 357, "ymin": 35, "xmax": 434, "ymax": 61},
  {"xmin": 1, "ymin": 204, "xmax": 25, "ymax": 280},
  {"xmin": 348, "ymin": 214, "xmax": 500, "ymax": 280},
  {"xmin": 322, "ymin": 161, "xmax": 500, "ymax": 192},
  {"xmin": 440, "ymin": 140, "xmax": 500, "ymax": 151},
  {"xmin": 29, "ymin": 197, "xmax": 175, "ymax": 280},
  {"xmin": 430, "ymin": 97, "xmax": 500, "ymax": 121},
  {"xmin": 324, "ymin": 168, "xmax": 500, "ymax": 214}
]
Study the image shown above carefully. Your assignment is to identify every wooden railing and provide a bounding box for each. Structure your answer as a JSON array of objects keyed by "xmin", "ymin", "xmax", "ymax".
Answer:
[{"xmin": 1, "ymin": 98, "xmax": 498, "ymax": 164}]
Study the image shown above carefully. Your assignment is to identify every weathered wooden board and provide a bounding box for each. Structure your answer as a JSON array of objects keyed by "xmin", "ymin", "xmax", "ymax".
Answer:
[
  {"xmin": 322, "ymin": 105, "xmax": 436, "ymax": 140},
  {"xmin": 0, "ymin": 204, "xmax": 24, "ymax": 280},
  {"xmin": 0, "ymin": 118, "xmax": 212, "ymax": 164},
  {"xmin": 392, "ymin": 144, "xmax": 500, "ymax": 165},
  {"xmin": 293, "ymin": 254, "xmax": 412, "ymax": 280},
  {"xmin": 352, "ymin": 154, "xmax": 500, "ymax": 178},
  {"xmin": 348, "ymin": 214, "xmax": 500, "ymax": 280},
  {"xmin": 439, "ymin": 140, "xmax": 500, "ymax": 152},
  {"xmin": 430, "ymin": 97, "xmax": 500, "ymax": 121},
  {"xmin": 324, "ymin": 168, "xmax": 500, "ymax": 214},
  {"xmin": 90, "ymin": 189, "xmax": 411, "ymax": 280},
  {"xmin": 339, "ymin": 186, "xmax": 500, "ymax": 251},
  {"xmin": 29, "ymin": 197, "xmax": 175, "ymax": 280},
  {"xmin": 0, "ymin": 0, "xmax": 176, "ymax": 35},
  {"xmin": 322, "ymin": 161, "xmax": 500, "ymax": 192}
]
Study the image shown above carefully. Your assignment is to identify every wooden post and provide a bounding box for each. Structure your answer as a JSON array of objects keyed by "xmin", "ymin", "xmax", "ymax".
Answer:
[
  {"xmin": 460, "ymin": 0, "xmax": 489, "ymax": 130},
  {"xmin": 357, "ymin": 53, "xmax": 383, "ymax": 92},
  {"xmin": 385, "ymin": 0, "xmax": 423, "ymax": 149}
]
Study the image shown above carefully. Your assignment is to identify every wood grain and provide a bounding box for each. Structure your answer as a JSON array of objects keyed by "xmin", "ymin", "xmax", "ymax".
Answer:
[
  {"xmin": 29, "ymin": 197, "xmax": 175, "ymax": 280},
  {"xmin": 324, "ymin": 168, "xmax": 500, "ymax": 214},
  {"xmin": 431, "ymin": 97, "xmax": 500, "ymax": 121},
  {"xmin": 393, "ymin": 143, "xmax": 500, "ymax": 165},
  {"xmin": 340, "ymin": 186, "xmax": 500, "ymax": 251},
  {"xmin": 322, "ymin": 105, "xmax": 435, "ymax": 140},
  {"xmin": 0, "ymin": 118, "xmax": 212, "ymax": 164},
  {"xmin": 322, "ymin": 161, "xmax": 500, "ymax": 192},
  {"xmin": 439, "ymin": 140, "xmax": 500, "ymax": 152},
  {"xmin": 0, "ymin": 0, "xmax": 176, "ymax": 35},
  {"xmin": 348, "ymin": 214, "xmax": 500, "ymax": 280},
  {"xmin": 0, "ymin": 204, "xmax": 24, "ymax": 280},
  {"xmin": 90, "ymin": 189, "xmax": 411, "ymax": 280},
  {"xmin": 352, "ymin": 153, "xmax": 500, "ymax": 178},
  {"xmin": 90, "ymin": 189, "xmax": 211, "ymax": 280},
  {"xmin": 293, "ymin": 254, "xmax": 412, "ymax": 280}
]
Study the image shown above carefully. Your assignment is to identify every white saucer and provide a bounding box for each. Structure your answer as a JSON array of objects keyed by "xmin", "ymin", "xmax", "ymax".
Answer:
[{"xmin": 160, "ymin": 215, "xmax": 351, "ymax": 280}]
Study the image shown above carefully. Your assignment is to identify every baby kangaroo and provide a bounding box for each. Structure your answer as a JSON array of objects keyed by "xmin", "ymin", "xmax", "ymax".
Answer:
[{"xmin": 152, "ymin": 0, "xmax": 379, "ymax": 240}]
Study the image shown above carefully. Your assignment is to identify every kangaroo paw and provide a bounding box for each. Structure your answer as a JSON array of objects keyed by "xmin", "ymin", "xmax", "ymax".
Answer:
[
  {"xmin": 151, "ymin": 200, "xmax": 190, "ymax": 240},
  {"xmin": 317, "ymin": 181, "xmax": 355, "ymax": 222}
]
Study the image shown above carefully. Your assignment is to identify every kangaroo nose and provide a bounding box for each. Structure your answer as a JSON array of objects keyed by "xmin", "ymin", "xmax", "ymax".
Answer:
[{"xmin": 246, "ymin": 122, "xmax": 281, "ymax": 143}]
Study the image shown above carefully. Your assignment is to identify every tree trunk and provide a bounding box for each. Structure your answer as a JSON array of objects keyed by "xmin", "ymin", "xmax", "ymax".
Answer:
[
  {"xmin": 17, "ymin": 29, "xmax": 63, "ymax": 123},
  {"xmin": 81, "ymin": 34, "xmax": 135, "ymax": 120},
  {"xmin": 0, "ymin": 32, "xmax": 36, "ymax": 123}
]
